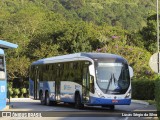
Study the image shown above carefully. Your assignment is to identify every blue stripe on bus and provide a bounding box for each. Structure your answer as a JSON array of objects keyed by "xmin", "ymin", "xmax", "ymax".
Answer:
[
  {"xmin": 0, "ymin": 81, "xmax": 6, "ymax": 110},
  {"xmin": 89, "ymin": 96, "xmax": 131, "ymax": 105}
]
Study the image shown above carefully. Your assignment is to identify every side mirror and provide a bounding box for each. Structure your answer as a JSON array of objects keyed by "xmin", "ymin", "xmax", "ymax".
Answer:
[
  {"xmin": 0, "ymin": 71, "xmax": 5, "ymax": 80},
  {"xmin": 129, "ymin": 66, "xmax": 133, "ymax": 78}
]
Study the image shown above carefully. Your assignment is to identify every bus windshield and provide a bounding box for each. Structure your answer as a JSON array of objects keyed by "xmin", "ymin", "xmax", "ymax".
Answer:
[
  {"xmin": 0, "ymin": 57, "xmax": 4, "ymax": 71},
  {"xmin": 95, "ymin": 62, "xmax": 130, "ymax": 94}
]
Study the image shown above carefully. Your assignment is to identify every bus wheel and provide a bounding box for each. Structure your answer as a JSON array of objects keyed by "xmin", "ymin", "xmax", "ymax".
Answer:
[
  {"xmin": 109, "ymin": 105, "xmax": 115, "ymax": 110},
  {"xmin": 40, "ymin": 93, "xmax": 45, "ymax": 105},
  {"xmin": 75, "ymin": 94, "xmax": 84, "ymax": 109},
  {"xmin": 101, "ymin": 105, "xmax": 115, "ymax": 110},
  {"xmin": 45, "ymin": 92, "xmax": 51, "ymax": 106}
]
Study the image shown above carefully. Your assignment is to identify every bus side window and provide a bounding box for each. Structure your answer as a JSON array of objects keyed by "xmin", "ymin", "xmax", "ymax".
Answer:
[
  {"xmin": 0, "ymin": 57, "xmax": 4, "ymax": 71},
  {"xmin": 63, "ymin": 63, "xmax": 68, "ymax": 81},
  {"xmin": 52, "ymin": 64, "xmax": 56, "ymax": 81},
  {"xmin": 56, "ymin": 64, "xmax": 60, "ymax": 78},
  {"xmin": 39, "ymin": 65, "xmax": 43, "ymax": 81}
]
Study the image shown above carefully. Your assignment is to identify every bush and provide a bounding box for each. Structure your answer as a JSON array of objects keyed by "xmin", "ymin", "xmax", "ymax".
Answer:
[
  {"xmin": 155, "ymin": 79, "xmax": 160, "ymax": 119},
  {"xmin": 132, "ymin": 80, "xmax": 155, "ymax": 100},
  {"xmin": 8, "ymin": 88, "xmax": 13, "ymax": 98},
  {"xmin": 13, "ymin": 88, "xmax": 20, "ymax": 98},
  {"xmin": 7, "ymin": 82, "xmax": 13, "ymax": 98},
  {"xmin": 20, "ymin": 88, "xmax": 27, "ymax": 98}
]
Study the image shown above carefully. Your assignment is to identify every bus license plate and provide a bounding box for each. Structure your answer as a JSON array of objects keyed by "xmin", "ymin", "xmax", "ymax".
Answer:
[{"xmin": 112, "ymin": 100, "xmax": 118, "ymax": 103}]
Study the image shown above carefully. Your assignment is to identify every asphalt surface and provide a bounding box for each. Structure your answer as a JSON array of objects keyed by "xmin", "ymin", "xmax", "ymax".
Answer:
[{"xmin": 1, "ymin": 98, "xmax": 158, "ymax": 120}]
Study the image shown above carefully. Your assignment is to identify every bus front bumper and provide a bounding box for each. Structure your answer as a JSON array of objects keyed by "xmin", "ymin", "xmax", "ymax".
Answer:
[{"xmin": 88, "ymin": 96, "xmax": 131, "ymax": 105}]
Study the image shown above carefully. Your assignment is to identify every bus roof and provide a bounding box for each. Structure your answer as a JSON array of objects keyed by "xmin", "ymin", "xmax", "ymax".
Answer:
[
  {"xmin": 0, "ymin": 40, "xmax": 18, "ymax": 49},
  {"xmin": 31, "ymin": 53, "xmax": 126, "ymax": 65}
]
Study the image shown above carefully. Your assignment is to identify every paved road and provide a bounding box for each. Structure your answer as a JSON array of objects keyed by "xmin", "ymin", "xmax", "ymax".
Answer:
[{"xmin": 2, "ymin": 98, "xmax": 158, "ymax": 120}]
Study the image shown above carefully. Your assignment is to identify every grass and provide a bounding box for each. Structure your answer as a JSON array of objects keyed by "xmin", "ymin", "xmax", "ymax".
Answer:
[
  {"xmin": 144, "ymin": 100, "xmax": 156, "ymax": 105},
  {"xmin": 133, "ymin": 99, "xmax": 156, "ymax": 105}
]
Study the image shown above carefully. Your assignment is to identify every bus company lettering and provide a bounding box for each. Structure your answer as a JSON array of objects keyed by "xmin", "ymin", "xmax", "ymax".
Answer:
[
  {"xmin": 0, "ymin": 86, "xmax": 5, "ymax": 92},
  {"xmin": 64, "ymin": 84, "xmax": 71, "ymax": 90},
  {"xmin": 75, "ymin": 85, "xmax": 80, "ymax": 90},
  {"xmin": 40, "ymin": 83, "xmax": 43, "ymax": 88}
]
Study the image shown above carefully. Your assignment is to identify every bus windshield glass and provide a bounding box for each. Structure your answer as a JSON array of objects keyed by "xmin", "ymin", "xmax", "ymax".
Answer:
[
  {"xmin": 95, "ymin": 62, "xmax": 130, "ymax": 94},
  {"xmin": 0, "ymin": 57, "xmax": 4, "ymax": 71}
]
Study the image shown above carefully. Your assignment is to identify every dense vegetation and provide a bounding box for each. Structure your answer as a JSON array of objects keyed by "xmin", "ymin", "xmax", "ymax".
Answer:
[
  {"xmin": 132, "ymin": 80, "xmax": 155, "ymax": 100},
  {"xmin": 0, "ymin": 0, "xmax": 159, "ymax": 84}
]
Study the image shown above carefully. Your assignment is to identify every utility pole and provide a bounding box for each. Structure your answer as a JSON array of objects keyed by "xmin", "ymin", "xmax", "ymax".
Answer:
[
  {"xmin": 149, "ymin": 0, "xmax": 160, "ymax": 74},
  {"xmin": 157, "ymin": 0, "xmax": 160, "ymax": 74}
]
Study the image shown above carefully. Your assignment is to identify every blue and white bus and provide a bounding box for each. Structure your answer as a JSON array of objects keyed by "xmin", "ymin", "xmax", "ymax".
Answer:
[
  {"xmin": 29, "ymin": 53, "xmax": 133, "ymax": 109},
  {"xmin": 0, "ymin": 49, "xmax": 6, "ymax": 110},
  {"xmin": 0, "ymin": 40, "xmax": 18, "ymax": 110}
]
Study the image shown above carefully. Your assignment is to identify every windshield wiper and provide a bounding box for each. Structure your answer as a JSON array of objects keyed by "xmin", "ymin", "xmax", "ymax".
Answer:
[
  {"xmin": 105, "ymin": 73, "xmax": 119, "ymax": 93},
  {"xmin": 105, "ymin": 73, "xmax": 112, "ymax": 93}
]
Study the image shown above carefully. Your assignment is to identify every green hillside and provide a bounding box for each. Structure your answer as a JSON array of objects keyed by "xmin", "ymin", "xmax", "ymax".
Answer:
[{"xmin": 0, "ymin": 0, "xmax": 159, "ymax": 80}]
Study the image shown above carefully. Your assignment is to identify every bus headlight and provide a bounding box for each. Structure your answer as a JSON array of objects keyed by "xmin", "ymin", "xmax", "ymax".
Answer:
[
  {"xmin": 96, "ymin": 90, "xmax": 105, "ymax": 98},
  {"xmin": 125, "ymin": 90, "xmax": 131, "ymax": 98},
  {"xmin": 97, "ymin": 92, "xmax": 101, "ymax": 96},
  {"xmin": 50, "ymin": 93, "xmax": 54, "ymax": 98}
]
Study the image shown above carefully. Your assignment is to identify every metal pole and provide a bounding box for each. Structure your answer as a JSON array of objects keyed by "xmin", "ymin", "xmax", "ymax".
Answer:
[
  {"xmin": 157, "ymin": 0, "xmax": 160, "ymax": 74},
  {"xmin": 157, "ymin": 0, "xmax": 159, "ymax": 52}
]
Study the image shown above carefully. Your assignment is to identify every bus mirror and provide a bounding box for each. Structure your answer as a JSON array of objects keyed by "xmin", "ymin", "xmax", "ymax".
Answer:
[
  {"xmin": 89, "ymin": 65, "xmax": 95, "ymax": 76},
  {"xmin": 129, "ymin": 66, "xmax": 133, "ymax": 78},
  {"xmin": 0, "ymin": 71, "xmax": 5, "ymax": 80}
]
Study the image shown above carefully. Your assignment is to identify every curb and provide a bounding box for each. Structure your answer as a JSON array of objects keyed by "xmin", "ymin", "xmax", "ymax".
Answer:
[
  {"xmin": 4, "ymin": 98, "xmax": 31, "ymax": 110},
  {"xmin": 9, "ymin": 98, "xmax": 31, "ymax": 101},
  {"xmin": 131, "ymin": 100, "xmax": 149, "ymax": 105},
  {"xmin": 6, "ymin": 98, "xmax": 31, "ymax": 102}
]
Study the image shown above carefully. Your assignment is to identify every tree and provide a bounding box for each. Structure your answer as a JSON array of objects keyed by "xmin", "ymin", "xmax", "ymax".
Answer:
[
  {"xmin": 140, "ymin": 14, "xmax": 157, "ymax": 53},
  {"xmin": 6, "ymin": 55, "xmax": 30, "ymax": 80}
]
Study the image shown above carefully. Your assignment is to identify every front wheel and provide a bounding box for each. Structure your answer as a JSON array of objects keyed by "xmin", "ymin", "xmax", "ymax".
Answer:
[
  {"xmin": 109, "ymin": 105, "xmax": 115, "ymax": 110},
  {"xmin": 101, "ymin": 105, "xmax": 115, "ymax": 110},
  {"xmin": 40, "ymin": 92, "xmax": 45, "ymax": 105},
  {"xmin": 75, "ymin": 94, "xmax": 84, "ymax": 109},
  {"xmin": 45, "ymin": 92, "xmax": 53, "ymax": 106}
]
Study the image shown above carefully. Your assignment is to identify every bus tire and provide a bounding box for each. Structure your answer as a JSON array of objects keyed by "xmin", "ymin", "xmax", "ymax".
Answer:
[
  {"xmin": 109, "ymin": 105, "xmax": 115, "ymax": 110},
  {"xmin": 101, "ymin": 105, "xmax": 115, "ymax": 110},
  {"xmin": 45, "ymin": 92, "xmax": 52, "ymax": 106},
  {"xmin": 40, "ymin": 92, "xmax": 45, "ymax": 105},
  {"xmin": 75, "ymin": 93, "xmax": 84, "ymax": 109}
]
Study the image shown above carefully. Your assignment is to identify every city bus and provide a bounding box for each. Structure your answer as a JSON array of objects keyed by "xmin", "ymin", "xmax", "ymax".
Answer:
[
  {"xmin": 0, "ymin": 49, "xmax": 6, "ymax": 110},
  {"xmin": 29, "ymin": 53, "xmax": 133, "ymax": 109},
  {"xmin": 0, "ymin": 40, "xmax": 18, "ymax": 110}
]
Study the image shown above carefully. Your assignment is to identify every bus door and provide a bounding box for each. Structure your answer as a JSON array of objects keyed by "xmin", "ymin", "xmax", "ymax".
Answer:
[
  {"xmin": 55, "ymin": 64, "xmax": 60, "ymax": 101},
  {"xmin": 82, "ymin": 63, "xmax": 90, "ymax": 103},
  {"xmin": 34, "ymin": 66, "xmax": 39, "ymax": 100}
]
